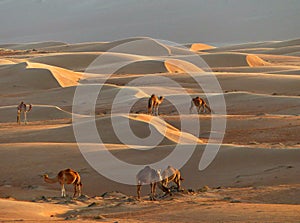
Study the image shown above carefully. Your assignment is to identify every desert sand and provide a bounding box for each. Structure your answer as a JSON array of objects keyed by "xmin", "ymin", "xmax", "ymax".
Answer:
[{"xmin": 0, "ymin": 37, "xmax": 300, "ymax": 222}]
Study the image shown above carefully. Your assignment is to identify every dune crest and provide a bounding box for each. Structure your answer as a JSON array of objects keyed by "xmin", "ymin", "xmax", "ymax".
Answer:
[
  {"xmin": 128, "ymin": 114, "xmax": 202, "ymax": 144},
  {"xmin": 200, "ymin": 53, "xmax": 270, "ymax": 68},
  {"xmin": 26, "ymin": 62, "xmax": 82, "ymax": 87},
  {"xmin": 246, "ymin": 54, "xmax": 270, "ymax": 67},
  {"xmin": 190, "ymin": 43, "xmax": 216, "ymax": 52},
  {"xmin": 165, "ymin": 59, "xmax": 204, "ymax": 73}
]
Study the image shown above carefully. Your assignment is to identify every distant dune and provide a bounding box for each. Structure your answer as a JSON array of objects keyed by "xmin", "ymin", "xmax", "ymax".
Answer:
[{"xmin": 199, "ymin": 53, "xmax": 270, "ymax": 68}]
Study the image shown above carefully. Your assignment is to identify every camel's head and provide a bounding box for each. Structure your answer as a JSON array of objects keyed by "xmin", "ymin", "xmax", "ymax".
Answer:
[
  {"xmin": 159, "ymin": 96, "xmax": 164, "ymax": 101},
  {"xmin": 192, "ymin": 97, "xmax": 199, "ymax": 102}
]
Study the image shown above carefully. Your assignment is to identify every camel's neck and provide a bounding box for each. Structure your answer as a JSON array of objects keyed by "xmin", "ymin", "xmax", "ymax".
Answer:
[{"xmin": 43, "ymin": 175, "xmax": 58, "ymax": 184}]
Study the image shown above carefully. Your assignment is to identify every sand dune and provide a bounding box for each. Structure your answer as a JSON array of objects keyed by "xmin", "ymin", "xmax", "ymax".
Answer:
[
  {"xmin": 0, "ymin": 113, "xmax": 201, "ymax": 146},
  {"xmin": 114, "ymin": 58, "xmax": 204, "ymax": 74},
  {"xmin": 0, "ymin": 142, "xmax": 299, "ymax": 198},
  {"xmin": 159, "ymin": 72, "xmax": 300, "ymax": 96},
  {"xmin": 189, "ymin": 43, "xmax": 216, "ymax": 52},
  {"xmin": 204, "ymin": 41, "xmax": 277, "ymax": 53},
  {"xmin": 115, "ymin": 60, "xmax": 168, "ymax": 74},
  {"xmin": 26, "ymin": 62, "xmax": 82, "ymax": 87},
  {"xmin": 205, "ymin": 39, "xmax": 300, "ymax": 54},
  {"xmin": 287, "ymin": 51, "xmax": 300, "ymax": 57},
  {"xmin": 0, "ymin": 61, "xmax": 81, "ymax": 95},
  {"xmin": 35, "ymin": 37, "xmax": 200, "ymax": 56},
  {"xmin": 30, "ymin": 53, "xmax": 102, "ymax": 71},
  {"xmin": 260, "ymin": 38, "xmax": 300, "ymax": 48},
  {"xmin": 0, "ymin": 41, "xmax": 67, "ymax": 50},
  {"xmin": 269, "ymin": 69, "xmax": 300, "ymax": 75},
  {"xmin": 251, "ymin": 45, "xmax": 300, "ymax": 56},
  {"xmin": 30, "ymin": 52, "xmax": 150, "ymax": 73},
  {"xmin": 211, "ymin": 66, "xmax": 300, "ymax": 73},
  {"xmin": 0, "ymin": 198, "xmax": 69, "ymax": 221},
  {"xmin": 199, "ymin": 53, "xmax": 269, "ymax": 68},
  {"xmin": 0, "ymin": 62, "xmax": 61, "ymax": 93},
  {"xmin": 30, "ymin": 52, "xmax": 205, "ymax": 74},
  {"xmin": 0, "ymin": 59, "xmax": 15, "ymax": 65},
  {"xmin": 41, "ymin": 37, "xmax": 172, "ymax": 56}
]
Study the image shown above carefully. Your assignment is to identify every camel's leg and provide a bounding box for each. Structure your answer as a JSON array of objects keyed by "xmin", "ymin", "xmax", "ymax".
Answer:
[
  {"xmin": 73, "ymin": 184, "xmax": 77, "ymax": 197},
  {"xmin": 137, "ymin": 184, "xmax": 142, "ymax": 200},
  {"xmin": 78, "ymin": 184, "xmax": 82, "ymax": 197},
  {"xmin": 153, "ymin": 182, "xmax": 157, "ymax": 198},
  {"xmin": 197, "ymin": 103, "xmax": 203, "ymax": 113},
  {"xmin": 150, "ymin": 183, "xmax": 155, "ymax": 200},
  {"xmin": 61, "ymin": 184, "xmax": 66, "ymax": 197},
  {"xmin": 175, "ymin": 175, "xmax": 181, "ymax": 191},
  {"xmin": 148, "ymin": 106, "xmax": 152, "ymax": 115},
  {"xmin": 17, "ymin": 111, "xmax": 21, "ymax": 124},
  {"xmin": 156, "ymin": 105, "xmax": 159, "ymax": 115},
  {"xmin": 24, "ymin": 111, "xmax": 27, "ymax": 124},
  {"xmin": 189, "ymin": 101, "xmax": 194, "ymax": 114},
  {"xmin": 197, "ymin": 106, "xmax": 200, "ymax": 114},
  {"xmin": 205, "ymin": 104, "xmax": 212, "ymax": 114}
]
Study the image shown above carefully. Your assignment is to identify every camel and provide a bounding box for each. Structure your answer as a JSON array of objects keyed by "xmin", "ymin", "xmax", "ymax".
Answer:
[
  {"xmin": 189, "ymin": 96, "xmax": 212, "ymax": 114},
  {"xmin": 147, "ymin": 94, "xmax": 164, "ymax": 116},
  {"xmin": 17, "ymin": 101, "xmax": 32, "ymax": 124},
  {"xmin": 136, "ymin": 166, "xmax": 170, "ymax": 200},
  {"xmin": 43, "ymin": 168, "xmax": 82, "ymax": 198},
  {"xmin": 161, "ymin": 166, "xmax": 184, "ymax": 192}
]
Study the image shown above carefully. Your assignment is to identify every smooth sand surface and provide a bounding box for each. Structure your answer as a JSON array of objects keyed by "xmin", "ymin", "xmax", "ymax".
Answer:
[{"xmin": 0, "ymin": 37, "xmax": 299, "ymax": 222}]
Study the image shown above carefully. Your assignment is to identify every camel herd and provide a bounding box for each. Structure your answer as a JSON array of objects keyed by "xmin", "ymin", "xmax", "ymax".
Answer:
[
  {"xmin": 148, "ymin": 94, "xmax": 212, "ymax": 116},
  {"xmin": 44, "ymin": 166, "xmax": 183, "ymax": 200},
  {"xmin": 18, "ymin": 94, "xmax": 209, "ymax": 199},
  {"xmin": 17, "ymin": 94, "xmax": 210, "ymax": 124}
]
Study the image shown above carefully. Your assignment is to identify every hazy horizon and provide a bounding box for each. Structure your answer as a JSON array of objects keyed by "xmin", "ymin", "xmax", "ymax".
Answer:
[{"xmin": 1, "ymin": 0, "xmax": 300, "ymax": 44}]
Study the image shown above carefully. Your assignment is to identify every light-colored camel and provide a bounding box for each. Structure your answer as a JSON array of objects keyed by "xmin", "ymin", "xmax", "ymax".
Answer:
[
  {"xmin": 43, "ymin": 168, "xmax": 82, "ymax": 198},
  {"xmin": 161, "ymin": 166, "xmax": 184, "ymax": 191},
  {"xmin": 136, "ymin": 166, "xmax": 169, "ymax": 200},
  {"xmin": 189, "ymin": 96, "xmax": 212, "ymax": 114},
  {"xmin": 148, "ymin": 94, "xmax": 164, "ymax": 116},
  {"xmin": 17, "ymin": 101, "xmax": 32, "ymax": 124}
]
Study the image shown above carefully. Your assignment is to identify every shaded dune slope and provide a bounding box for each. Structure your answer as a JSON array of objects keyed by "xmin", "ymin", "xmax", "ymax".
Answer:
[{"xmin": 0, "ymin": 62, "xmax": 81, "ymax": 94}]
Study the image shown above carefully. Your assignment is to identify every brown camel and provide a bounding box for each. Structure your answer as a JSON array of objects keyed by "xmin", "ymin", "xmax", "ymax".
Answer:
[
  {"xmin": 43, "ymin": 168, "xmax": 82, "ymax": 197},
  {"xmin": 148, "ymin": 94, "xmax": 164, "ymax": 116},
  {"xmin": 190, "ymin": 96, "xmax": 212, "ymax": 114},
  {"xmin": 17, "ymin": 101, "xmax": 32, "ymax": 124},
  {"xmin": 161, "ymin": 166, "xmax": 184, "ymax": 191},
  {"xmin": 136, "ymin": 166, "xmax": 170, "ymax": 200}
]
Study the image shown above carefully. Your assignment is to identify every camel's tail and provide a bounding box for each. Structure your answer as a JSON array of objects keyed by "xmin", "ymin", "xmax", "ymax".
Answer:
[{"xmin": 43, "ymin": 175, "xmax": 59, "ymax": 184}]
